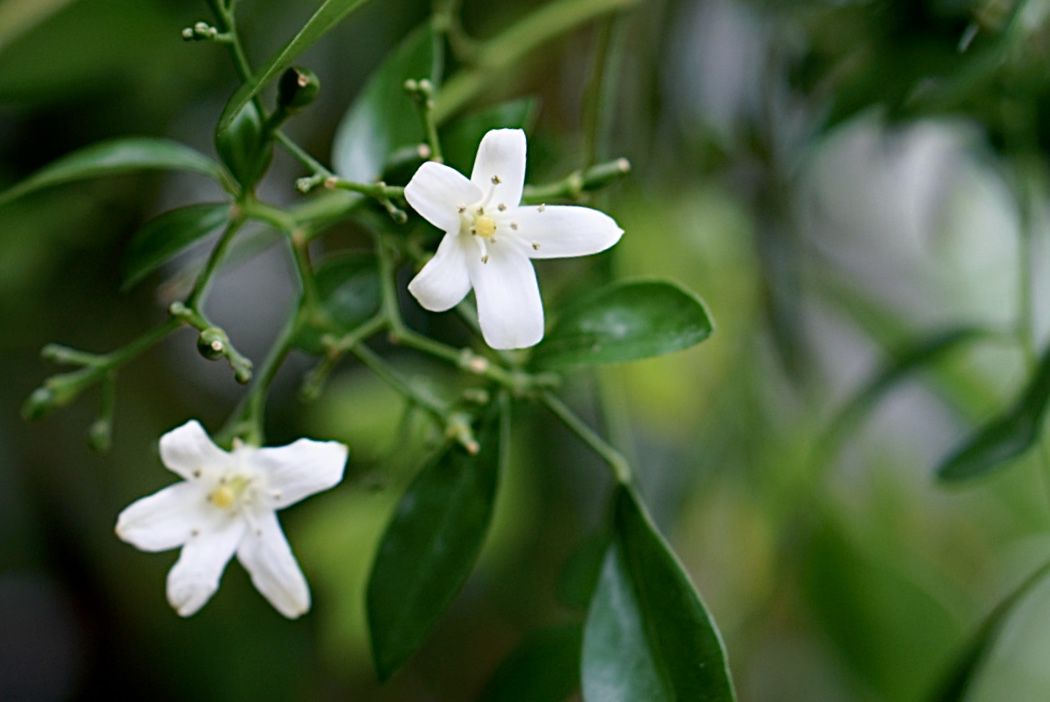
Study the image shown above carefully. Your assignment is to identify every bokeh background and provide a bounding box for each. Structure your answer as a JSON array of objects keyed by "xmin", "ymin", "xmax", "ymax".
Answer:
[{"xmin": 4, "ymin": 0, "xmax": 1050, "ymax": 699}]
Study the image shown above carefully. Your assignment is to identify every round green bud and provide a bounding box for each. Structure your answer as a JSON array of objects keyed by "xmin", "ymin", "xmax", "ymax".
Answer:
[
  {"xmin": 88, "ymin": 419, "xmax": 113, "ymax": 453},
  {"xmin": 197, "ymin": 328, "xmax": 227, "ymax": 360},
  {"xmin": 278, "ymin": 67, "xmax": 321, "ymax": 111}
]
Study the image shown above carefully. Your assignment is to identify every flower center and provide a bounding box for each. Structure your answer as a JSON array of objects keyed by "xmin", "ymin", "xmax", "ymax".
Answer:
[
  {"xmin": 474, "ymin": 214, "xmax": 497, "ymax": 238},
  {"xmin": 208, "ymin": 475, "xmax": 251, "ymax": 510}
]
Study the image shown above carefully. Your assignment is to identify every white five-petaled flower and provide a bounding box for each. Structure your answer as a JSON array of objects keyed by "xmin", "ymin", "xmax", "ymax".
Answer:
[
  {"xmin": 404, "ymin": 128, "xmax": 624, "ymax": 350},
  {"xmin": 115, "ymin": 420, "xmax": 347, "ymax": 619}
]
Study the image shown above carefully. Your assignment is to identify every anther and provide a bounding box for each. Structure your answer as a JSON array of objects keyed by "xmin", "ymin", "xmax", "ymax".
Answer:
[
  {"xmin": 470, "ymin": 227, "xmax": 477, "ymax": 235},
  {"xmin": 491, "ymin": 175, "xmax": 501, "ymax": 184},
  {"xmin": 498, "ymin": 203, "xmax": 507, "ymax": 211},
  {"xmin": 481, "ymin": 255, "xmax": 489, "ymax": 264},
  {"xmin": 193, "ymin": 469, "xmax": 202, "ymax": 478},
  {"xmin": 191, "ymin": 528, "xmax": 200, "ymax": 537},
  {"xmin": 532, "ymin": 242, "xmax": 540, "ymax": 250},
  {"xmin": 477, "ymin": 206, "xmax": 485, "ymax": 215},
  {"xmin": 458, "ymin": 206, "xmax": 466, "ymax": 213},
  {"xmin": 511, "ymin": 223, "xmax": 519, "ymax": 230},
  {"xmin": 537, "ymin": 203, "xmax": 546, "ymax": 212}
]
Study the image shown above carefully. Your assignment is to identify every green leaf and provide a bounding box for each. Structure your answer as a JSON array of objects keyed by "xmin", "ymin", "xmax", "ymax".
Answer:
[
  {"xmin": 332, "ymin": 25, "xmax": 442, "ymax": 182},
  {"xmin": 556, "ymin": 531, "xmax": 609, "ymax": 611},
  {"xmin": 217, "ymin": 0, "xmax": 372, "ymax": 134},
  {"xmin": 215, "ymin": 102, "xmax": 273, "ymax": 190},
  {"xmin": 0, "ymin": 138, "xmax": 227, "ymax": 209},
  {"xmin": 822, "ymin": 327, "xmax": 988, "ymax": 462},
  {"xmin": 440, "ymin": 97, "xmax": 538, "ymax": 173},
  {"xmin": 293, "ymin": 253, "xmax": 381, "ymax": 354},
  {"xmin": 937, "ymin": 345, "xmax": 1050, "ymax": 483},
  {"xmin": 121, "ymin": 203, "xmax": 230, "ymax": 290},
  {"xmin": 582, "ymin": 487, "xmax": 735, "ymax": 702},
  {"xmin": 534, "ymin": 280, "xmax": 714, "ymax": 370},
  {"xmin": 481, "ymin": 624, "xmax": 582, "ymax": 702},
  {"xmin": 367, "ymin": 401, "xmax": 506, "ymax": 679},
  {"xmin": 931, "ymin": 559, "xmax": 1050, "ymax": 702}
]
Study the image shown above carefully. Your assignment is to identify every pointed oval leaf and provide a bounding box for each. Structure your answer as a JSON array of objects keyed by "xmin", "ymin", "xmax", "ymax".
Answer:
[
  {"xmin": 481, "ymin": 624, "xmax": 582, "ymax": 702},
  {"xmin": 293, "ymin": 252, "xmax": 381, "ymax": 354},
  {"xmin": 122, "ymin": 203, "xmax": 231, "ymax": 290},
  {"xmin": 367, "ymin": 402, "xmax": 506, "ymax": 679},
  {"xmin": 332, "ymin": 25, "xmax": 442, "ymax": 182},
  {"xmin": 217, "ymin": 0, "xmax": 372, "ymax": 134},
  {"xmin": 937, "ymin": 346, "xmax": 1050, "ymax": 483},
  {"xmin": 534, "ymin": 280, "xmax": 714, "ymax": 370},
  {"xmin": 0, "ymin": 138, "xmax": 227, "ymax": 209},
  {"xmin": 582, "ymin": 487, "xmax": 735, "ymax": 702},
  {"xmin": 440, "ymin": 97, "xmax": 539, "ymax": 173}
]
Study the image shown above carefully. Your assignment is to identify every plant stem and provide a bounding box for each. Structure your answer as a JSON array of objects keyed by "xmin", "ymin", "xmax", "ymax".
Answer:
[
  {"xmin": 188, "ymin": 214, "xmax": 245, "ymax": 308},
  {"xmin": 350, "ymin": 342, "xmax": 449, "ymax": 420},
  {"xmin": 522, "ymin": 158, "xmax": 630, "ymax": 203},
  {"xmin": 434, "ymin": 0, "xmax": 639, "ymax": 123},
  {"xmin": 540, "ymin": 390, "xmax": 631, "ymax": 484}
]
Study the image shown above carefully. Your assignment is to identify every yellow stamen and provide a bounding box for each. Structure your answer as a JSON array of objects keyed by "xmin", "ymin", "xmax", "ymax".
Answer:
[{"xmin": 209, "ymin": 485, "xmax": 236, "ymax": 509}]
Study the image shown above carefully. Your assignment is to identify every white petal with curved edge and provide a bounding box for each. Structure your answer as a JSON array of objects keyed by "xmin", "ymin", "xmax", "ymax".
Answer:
[
  {"xmin": 471, "ymin": 129, "xmax": 526, "ymax": 208},
  {"xmin": 237, "ymin": 509, "xmax": 310, "ymax": 619},
  {"xmin": 159, "ymin": 420, "xmax": 229, "ymax": 480},
  {"xmin": 467, "ymin": 243, "xmax": 544, "ymax": 349},
  {"xmin": 513, "ymin": 205, "xmax": 624, "ymax": 259},
  {"xmin": 166, "ymin": 515, "xmax": 244, "ymax": 617},
  {"xmin": 405, "ymin": 162, "xmax": 481, "ymax": 233},
  {"xmin": 116, "ymin": 481, "xmax": 209, "ymax": 552},
  {"xmin": 408, "ymin": 234, "xmax": 472, "ymax": 312},
  {"xmin": 252, "ymin": 439, "xmax": 348, "ymax": 509}
]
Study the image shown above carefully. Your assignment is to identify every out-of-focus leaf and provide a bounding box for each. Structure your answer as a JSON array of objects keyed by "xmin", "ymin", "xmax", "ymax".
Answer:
[
  {"xmin": 823, "ymin": 327, "xmax": 989, "ymax": 459},
  {"xmin": 332, "ymin": 25, "xmax": 442, "ymax": 182},
  {"xmin": 217, "ymin": 0, "xmax": 372, "ymax": 134},
  {"xmin": 582, "ymin": 487, "xmax": 735, "ymax": 702},
  {"xmin": 0, "ymin": 0, "xmax": 78, "ymax": 54},
  {"xmin": 556, "ymin": 531, "xmax": 609, "ymax": 611},
  {"xmin": 293, "ymin": 252, "xmax": 380, "ymax": 354},
  {"xmin": 440, "ymin": 97, "xmax": 538, "ymax": 173},
  {"xmin": 0, "ymin": 138, "xmax": 227, "ymax": 209},
  {"xmin": 534, "ymin": 280, "xmax": 714, "ymax": 370},
  {"xmin": 366, "ymin": 400, "xmax": 506, "ymax": 679},
  {"xmin": 121, "ymin": 203, "xmax": 230, "ymax": 290},
  {"xmin": 937, "ymin": 346, "xmax": 1050, "ymax": 483},
  {"xmin": 931, "ymin": 559, "xmax": 1050, "ymax": 702},
  {"xmin": 481, "ymin": 623, "xmax": 582, "ymax": 702}
]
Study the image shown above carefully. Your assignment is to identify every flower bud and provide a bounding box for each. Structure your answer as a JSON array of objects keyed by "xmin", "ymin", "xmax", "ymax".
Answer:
[
  {"xmin": 22, "ymin": 386, "xmax": 56, "ymax": 421},
  {"xmin": 197, "ymin": 328, "xmax": 227, "ymax": 360},
  {"xmin": 215, "ymin": 102, "xmax": 273, "ymax": 190},
  {"xmin": 277, "ymin": 67, "xmax": 320, "ymax": 112},
  {"xmin": 88, "ymin": 418, "xmax": 113, "ymax": 453}
]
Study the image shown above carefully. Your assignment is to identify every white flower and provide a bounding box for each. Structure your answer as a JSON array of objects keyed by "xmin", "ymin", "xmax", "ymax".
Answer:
[
  {"xmin": 115, "ymin": 420, "xmax": 347, "ymax": 619},
  {"xmin": 404, "ymin": 129, "xmax": 624, "ymax": 350}
]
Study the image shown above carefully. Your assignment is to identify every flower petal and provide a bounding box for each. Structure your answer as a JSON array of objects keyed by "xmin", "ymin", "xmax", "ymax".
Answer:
[
  {"xmin": 467, "ymin": 243, "xmax": 544, "ymax": 349},
  {"xmin": 237, "ymin": 509, "xmax": 310, "ymax": 619},
  {"xmin": 252, "ymin": 438, "xmax": 347, "ymax": 509},
  {"xmin": 166, "ymin": 515, "xmax": 244, "ymax": 617},
  {"xmin": 408, "ymin": 234, "xmax": 472, "ymax": 312},
  {"xmin": 471, "ymin": 129, "xmax": 526, "ymax": 207},
  {"xmin": 513, "ymin": 205, "xmax": 624, "ymax": 259},
  {"xmin": 116, "ymin": 481, "xmax": 208, "ymax": 552},
  {"xmin": 159, "ymin": 420, "xmax": 229, "ymax": 481},
  {"xmin": 405, "ymin": 162, "xmax": 481, "ymax": 233}
]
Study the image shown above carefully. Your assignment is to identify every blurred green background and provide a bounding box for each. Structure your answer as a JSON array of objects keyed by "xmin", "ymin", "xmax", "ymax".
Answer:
[{"xmin": 5, "ymin": 0, "xmax": 1050, "ymax": 699}]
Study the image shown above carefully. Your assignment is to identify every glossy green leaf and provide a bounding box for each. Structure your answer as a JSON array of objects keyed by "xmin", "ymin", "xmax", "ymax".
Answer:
[
  {"xmin": 582, "ymin": 487, "xmax": 735, "ymax": 702},
  {"xmin": 0, "ymin": 138, "xmax": 227, "ymax": 209},
  {"xmin": 367, "ymin": 401, "xmax": 506, "ymax": 679},
  {"xmin": 293, "ymin": 252, "xmax": 381, "ymax": 354},
  {"xmin": 931, "ymin": 559, "xmax": 1050, "ymax": 702},
  {"xmin": 534, "ymin": 280, "xmax": 714, "ymax": 370},
  {"xmin": 440, "ymin": 97, "xmax": 538, "ymax": 173},
  {"xmin": 217, "ymin": 0, "xmax": 372, "ymax": 134},
  {"xmin": 215, "ymin": 102, "xmax": 272, "ymax": 190},
  {"xmin": 121, "ymin": 203, "xmax": 230, "ymax": 290},
  {"xmin": 481, "ymin": 624, "xmax": 582, "ymax": 702},
  {"xmin": 332, "ymin": 25, "xmax": 442, "ymax": 182},
  {"xmin": 822, "ymin": 327, "xmax": 988, "ymax": 461},
  {"xmin": 937, "ymin": 346, "xmax": 1050, "ymax": 483}
]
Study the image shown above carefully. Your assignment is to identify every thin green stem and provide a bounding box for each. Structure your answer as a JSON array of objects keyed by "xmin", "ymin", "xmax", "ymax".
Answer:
[
  {"xmin": 582, "ymin": 17, "xmax": 613, "ymax": 168},
  {"xmin": 434, "ymin": 0, "xmax": 639, "ymax": 123},
  {"xmin": 540, "ymin": 391, "xmax": 631, "ymax": 483},
  {"xmin": 522, "ymin": 158, "xmax": 631, "ymax": 203},
  {"xmin": 350, "ymin": 342, "xmax": 449, "ymax": 419},
  {"xmin": 188, "ymin": 215, "xmax": 245, "ymax": 308}
]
